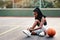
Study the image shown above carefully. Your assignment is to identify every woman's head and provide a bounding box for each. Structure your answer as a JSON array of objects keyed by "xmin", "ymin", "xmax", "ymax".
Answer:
[
  {"xmin": 33, "ymin": 11, "xmax": 38, "ymax": 18},
  {"xmin": 33, "ymin": 7, "xmax": 43, "ymax": 18}
]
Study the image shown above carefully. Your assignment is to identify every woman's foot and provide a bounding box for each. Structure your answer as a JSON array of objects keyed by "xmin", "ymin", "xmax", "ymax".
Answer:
[
  {"xmin": 22, "ymin": 30, "xmax": 31, "ymax": 37},
  {"xmin": 39, "ymin": 31, "xmax": 46, "ymax": 37}
]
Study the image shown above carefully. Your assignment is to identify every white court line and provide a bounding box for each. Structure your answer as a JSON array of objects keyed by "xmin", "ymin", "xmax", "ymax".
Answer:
[{"xmin": 0, "ymin": 26, "xmax": 20, "ymax": 36}]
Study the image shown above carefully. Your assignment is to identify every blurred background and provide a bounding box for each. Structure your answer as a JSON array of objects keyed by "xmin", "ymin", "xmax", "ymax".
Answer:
[
  {"xmin": 0, "ymin": 0, "xmax": 60, "ymax": 8},
  {"xmin": 0, "ymin": 0, "xmax": 40, "ymax": 8},
  {"xmin": 0, "ymin": 0, "xmax": 60, "ymax": 17},
  {"xmin": 0, "ymin": 0, "xmax": 60, "ymax": 40},
  {"xmin": 41, "ymin": 0, "xmax": 60, "ymax": 8}
]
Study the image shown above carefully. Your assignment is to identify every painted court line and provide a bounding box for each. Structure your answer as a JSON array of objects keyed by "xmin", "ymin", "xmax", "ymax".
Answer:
[{"xmin": 0, "ymin": 26, "xmax": 20, "ymax": 36}]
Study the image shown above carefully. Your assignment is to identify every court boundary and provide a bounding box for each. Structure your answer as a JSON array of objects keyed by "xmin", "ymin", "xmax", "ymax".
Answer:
[
  {"xmin": 0, "ymin": 8, "xmax": 60, "ymax": 10},
  {"xmin": 0, "ymin": 16, "xmax": 60, "ymax": 18}
]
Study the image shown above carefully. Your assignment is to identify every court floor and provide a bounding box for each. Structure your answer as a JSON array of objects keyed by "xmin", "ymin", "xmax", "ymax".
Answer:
[{"xmin": 0, "ymin": 17, "xmax": 60, "ymax": 40}]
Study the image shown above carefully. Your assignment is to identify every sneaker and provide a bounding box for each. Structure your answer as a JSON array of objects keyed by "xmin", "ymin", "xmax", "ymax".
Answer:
[
  {"xmin": 22, "ymin": 30, "xmax": 31, "ymax": 37},
  {"xmin": 39, "ymin": 31, "xmax": 45, "ymax": 37}
]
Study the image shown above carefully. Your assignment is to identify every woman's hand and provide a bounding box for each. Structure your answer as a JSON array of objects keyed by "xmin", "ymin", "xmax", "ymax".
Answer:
[
  {"xmin": 29, "ymin": 29, "xmax": 34, "ymax": 31},
  {"xmin": 27, "ymin": 27, "xmax": 34, "ymax": 32}
]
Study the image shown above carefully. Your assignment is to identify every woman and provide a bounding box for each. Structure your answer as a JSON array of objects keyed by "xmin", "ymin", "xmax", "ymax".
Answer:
[{"xmin": 23, "ymin": 7, "xmax": 47, "ymax": 37}]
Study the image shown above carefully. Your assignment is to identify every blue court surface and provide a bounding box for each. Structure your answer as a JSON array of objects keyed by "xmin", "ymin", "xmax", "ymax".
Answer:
[{"xmin": 0, "ymin": 17, "xmax": 60, "ymax": 40}]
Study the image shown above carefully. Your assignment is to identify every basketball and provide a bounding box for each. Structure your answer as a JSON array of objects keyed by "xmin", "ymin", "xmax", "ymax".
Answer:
[{"xmin": 46, "ymin": 28, "xmax": 56, "ymax": 37}]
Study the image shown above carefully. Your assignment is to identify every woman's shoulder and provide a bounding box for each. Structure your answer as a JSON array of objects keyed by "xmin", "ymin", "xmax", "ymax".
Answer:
[
  {"xmin": 42, "ymin": 16, "xmax": 46, "ymax": 20},
  {"xmin": 42, "ymin": 15, "xmax": 46, "ymax": 18}
]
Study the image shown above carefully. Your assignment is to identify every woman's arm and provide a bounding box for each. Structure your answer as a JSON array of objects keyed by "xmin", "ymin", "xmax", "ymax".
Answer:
[
  {"xmin": 34, "ymin": 17, "xmax": 45, "ymax": 30},
  {"xmin": 27, "ymin": 20, "xmax": 38, "ymax": 31}
]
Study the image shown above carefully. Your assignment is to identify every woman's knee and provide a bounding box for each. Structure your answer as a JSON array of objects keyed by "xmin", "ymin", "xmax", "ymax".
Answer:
[{"xmin": 35, "ymin": 20, "xmax": 40, "ymax": 23}]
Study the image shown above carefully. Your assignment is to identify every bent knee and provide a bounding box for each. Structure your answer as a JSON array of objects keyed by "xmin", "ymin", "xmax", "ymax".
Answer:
[{"xmin": 35, "ymin": 20, "xmax": 40, "ymax": 24}]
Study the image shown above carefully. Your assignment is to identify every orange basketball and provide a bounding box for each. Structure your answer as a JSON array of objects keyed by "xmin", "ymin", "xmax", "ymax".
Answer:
[{"xmin": 46, "ymin": 28, "xmax": 56, "ymax": 37}]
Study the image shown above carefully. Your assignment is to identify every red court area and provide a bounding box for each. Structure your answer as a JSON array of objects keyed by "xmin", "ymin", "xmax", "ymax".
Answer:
[{"xmin": 0, "ymin": 17, "xmax": 60, "ymax": 40}]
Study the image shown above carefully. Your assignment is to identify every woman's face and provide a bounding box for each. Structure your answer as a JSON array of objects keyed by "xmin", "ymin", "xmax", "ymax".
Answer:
[{"xmin": 33, "ymin": 12, "xmax": 38, "ymax": 18}]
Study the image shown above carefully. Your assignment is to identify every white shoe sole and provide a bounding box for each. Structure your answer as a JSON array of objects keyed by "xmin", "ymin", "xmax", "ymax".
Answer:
[{"xmin": 22, "ymin": 30, "xmax": 31, "ymax": 37}]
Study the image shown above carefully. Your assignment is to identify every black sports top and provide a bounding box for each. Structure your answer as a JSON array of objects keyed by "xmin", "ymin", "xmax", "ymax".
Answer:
[{"xmin": 35, "ymin": 16, "xmax": 47, "ymax": 26}]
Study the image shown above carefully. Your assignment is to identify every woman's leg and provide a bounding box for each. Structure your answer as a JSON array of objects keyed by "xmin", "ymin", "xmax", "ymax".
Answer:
[
  {"xmin": 31, "ymin": 20, "xmax": 40, "ymax": 29},
  {"xmin": 28, "ymin": 20, "xmax": 41, "ymax": 35},
  {"xmin": 41, "ymin": 25, "xmax": 48, "ymax": 35},
  {"xmin": 31, "ymin": 23, "xmax": 47, "ymax": 35},
  {"xmin": 27, "ymin": 20, "xmax": 40, "ymax": 31}
]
